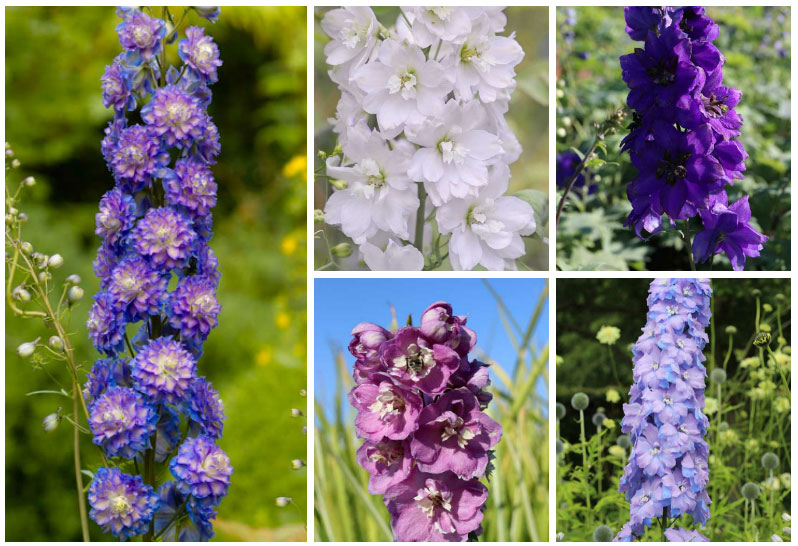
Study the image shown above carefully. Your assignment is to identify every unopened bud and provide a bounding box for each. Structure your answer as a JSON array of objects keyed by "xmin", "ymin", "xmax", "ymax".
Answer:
[
  {"xmin": 17, "ymin": 340, "xmax": 38, "ymax": 358},
  {"xmin": 330, "ymin": 179, "xmax": 348, "ymax": 190},
  {"xmin": 725, "ymin": 326, "xmax": 737, "ymax": 335},
  {"xmin": 67, "ymin": 286, "xmax": 85, "ymax": 303},
  {"xmin": 291, "ymin": 408, "xmax": 303, "ymax": 418},
  {"xmin": 11, "ymin": 159, "xmax": 20, "ymax": 168},
  {"xmin": 32, "ymin": 252, "xmax": 48, "ymax": 268},
  {"xmin": 317, "ymin": 150, "xmax": 328, "ymax": 161},
  {"xmin": 8, "ymin": 206, "xmax": 18, "ymax": 216},
  {"xmin": 302, "ymin": 426, "xmax": 307, "ymax": 435},
  {"xmin": 299, "ymin": 389, "xmax": 307, "ymax": 397},
  {"xmin": 65, "ymin": 274, "xmax": 81, "ymax": 285},
  {"xmin": 754, "ymin": 331, "xmax": 772, "ymax": 347},
  {"xmin": 42, "ymin": 412, "xmax": 61, "ymax": 432},
  {"xmin": 38, "ymin": 271, "xmax": 52, "ymax": 282},
  {"xmin": 775, "ymin": 294, "xmax": 785, "ymax": 304},
  {"xmin": 49, "ymin": 336, "xmax": 64, "ymax": 351},
  {"xmin": 275, "ymin": 496, "xmax": 292, "ymax": 507},
  {"xmin": 23, "ymin": 176, "xmax": 35, "ymax": 187},
  {"xmin": 12, "ymin": 286, "xmax": 31, "ymax": 302},
  {"xmin": 17, "ymin": 212, "xmax": 28, "ymax": 223},
  {"xmin": 20, "ymin": 242, "xmax": 33, "ymax": 255},
  {"xmin": 314, "ymin": 209, "xmax": 325, "ymax": 223},
  {"xmin": 751, "ymin": 288, "xmax": 762, "ymax": 298},
  {"xmin": 291, "ymin": 459, "xmax": 306, "ymax": 469},
  {"xmin": 332, "ymin": 243, "xmax": 352, "ymax": 258},
  {"xmin": 47, "ymin": 254, "xmax": 64, "ymax": 268}
]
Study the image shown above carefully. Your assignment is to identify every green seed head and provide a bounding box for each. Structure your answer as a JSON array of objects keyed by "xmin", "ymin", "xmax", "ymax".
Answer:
[
  {"xmin": 762, "ymin": 452, "xmax": 780, "ymax": 470},
  {"xmin": 592, "ymin": 412, "xmax": 606, "ymax": 427},
  {"xmin": 775, "ymin": 294, "xmax": 785, "ymax": 304},
  {"xmin": 617, "ymin": 435, "xmax": 632, "ymax": 449},
  {"xmin": 593, "ymin": 525, "xmax": 613, "ymax": 542},
  {"xmin": 751, "ymin": 288, "xmax": 762, "ymax": 298},
  {"xmin": 718, "ymin": 421, "xmax": 730, "ymax": 432},
  {"xmin": 571, "ymin": 392, "xmax": 589, "ymax": 411},
  {"xmin": 556, "ymin": 402, "xmax": 566, "ymax": 421},
  {"xmin": 710, "ymin": 368, "xmax": 727, "ymax": 384},
  {"xmin": 742, "ymin": 482, "xmax": 761, "ymax": 500},
  {"xmin": 725, "ymin": 325, "xmax": 738, "ymax": 335}
]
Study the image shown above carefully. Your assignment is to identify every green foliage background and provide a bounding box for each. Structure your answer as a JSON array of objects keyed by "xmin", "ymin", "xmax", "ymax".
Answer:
[
  {"xmin": 556, "ymin": 278, "xmax": 791, "ymax": 541},
  {"xmin": 556, "ymin": 7, "xmax": 791, "ymax": 271},
  {"xmin": 5, "ymin": 6, "xmax": 307, "ymax": 541},
  {"xmin": 313, "ymin": 7, "xmax": 550, "ymax": 271}
]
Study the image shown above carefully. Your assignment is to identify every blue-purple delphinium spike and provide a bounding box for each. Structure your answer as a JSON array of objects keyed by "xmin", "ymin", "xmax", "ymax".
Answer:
[
  {"xmin": 615, "ymin": 278, "xmax": 712, "ymax": 542},
  {"xmin": 86, "ymin": 7, "xmax": 229, "ymax": 541},
  {"xmin": 619, "ymin": 7, "xmax": 766, "ymax": 270}
]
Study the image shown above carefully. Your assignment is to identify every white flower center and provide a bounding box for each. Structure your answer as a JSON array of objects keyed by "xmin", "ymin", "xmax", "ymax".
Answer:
[
  {"xmin": 438, "ymin": 138, "xmax": 467, "ymax": 165},
  {"xmin": 441, "ymin": 416, "xmax": 477, "ymax": 448},
  {"xmin": 666, "ymin": 305, "xmax": 679, "ymax": 316},
  {"xmin": 387, "ymin": 70, "xmax": 417, "ymax": 100},
  {"xmin": 110, "ymin": 494, "xmax": 133, "ymax": 515},
  {"xmin": 392, "ymin": 343, "xmax": 435, "ymax": 381},
  {"xmin": 415, "ymin": 484, "xmax": 452, "ymax": 519},
  {"xmin": 339, "ymin": 24, "xmax": 368, "ymax": 49},
  {"xmin": 368, "ymin": 385, "xmax": 405, "ymax": 418}
]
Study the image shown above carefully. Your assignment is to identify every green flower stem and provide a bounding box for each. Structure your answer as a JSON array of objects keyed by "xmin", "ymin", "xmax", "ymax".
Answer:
[
  {"xmin": 683, "ymin": 220, "xmax": 697, "ymax": 271},
  {"xmin": 607, "ymin": 345, "xmax": 621, "ymax": 387},
  {"xmin": 578, "ymin": 409, "xmax": 592, "ymax": 525},
  {"xmin": 413, "ymin": 184, "xmax": 427, "ymax": 253},
  {"xmin": 555, "ymin": 137, "xmax": 599, "ymax": 228}
]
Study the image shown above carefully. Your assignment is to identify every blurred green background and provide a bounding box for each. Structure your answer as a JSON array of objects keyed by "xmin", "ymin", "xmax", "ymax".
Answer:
[
  {"xmin": 5, "ymin": 6, "xmax": 307, "ymax": 541},
  {"xmin": 556, "ymin": 7, "xmax": 791, "ymax": 271},
  {"xmin": 313, "ymin": 7, "xmax": 549, "ymax": 270}
]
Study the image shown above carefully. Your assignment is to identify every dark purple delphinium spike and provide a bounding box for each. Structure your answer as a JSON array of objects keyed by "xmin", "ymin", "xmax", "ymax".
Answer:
[
  {"xmin": 615, "ymin": 279, "xmax": 712, "ymax": 542},
  {"xmin": 347, "ymin": 301, "xmax": 501, "ymax": 541},
  {"xmin": 86, "ymin": 8, "xmax": 230, "ymax": 541},
  {"xmin": 619, "ymin": 6, "xmax": 765, "ymax": 270}
]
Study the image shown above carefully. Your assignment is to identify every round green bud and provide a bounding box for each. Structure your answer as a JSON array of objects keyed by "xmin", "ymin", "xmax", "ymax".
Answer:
[
  {"xmin": 47, "ymin": 254, "xmax": 64, "ymax": 268},
  {"xmin": 48, "ymin": 336, "xmax": 64, "ymax": 351},
  {"xmin": 32, "ymin": 252, "xmax": 48, "ymax": 268},
  {"xmin": 38, "ymin": 271, "xmax": 52, "ymax": 283},
  {"xmin": 763, "ymin": 303, "xmax": 774, "ymax": 313},
  {"xmin": 710, "ymin": 368, "xmax": 727, "ymax": 384},
  {"xmin": 592, "ymin": 412, "xmax": 606, "ymax": 427},
  {"xmin": 754, "ymin": 331, "xmax": 772, "ymax": 347},
  {"xmin": 23, "ymin": 176, "xmax": 35, "ymax": 187},
  {"xmin": 291, "ymin": 408, "xmax": 303, "ymax": 418},
  {"xmin": 17, "ymin": 212, "xmax": 28, "ymax": 223},
  {"xmin": 616, "ymin": 435, "xmax": 632, "ymax": 449},
  {"xmin": 299, "ymin": 389, "xmax": 307, "ymax": 397},
  {"xmin": 571, "ymin": 392, "xmax": 589, "ymax": 411},
  {"xmin": 742, "ymin": 482, "xmax": 761, "ymax": 500},
  {"xmin": 12, "ymin": 286, "xmax": 31, "ymax": 302},
  {"xmin": 331, "ymin": 243, "xmax": 352, "ymax": 258},
  {"xmin": 751, "ymin": 288, "xmax": 762, "ymax": 298},
  {"xmin": 725, "ymin": 325, "xmax": 737, "ymax": 335},
  {"xmin": 556, "ymin": 402, "xmax": 566, "ymax": 421},
  {"xmin": 65, "ymin": 274, "xmax": 81, "ymax": 285},
  {"xmin": 330, "ymin": 178, "xmax": 348, "ymax": 190},
  {"xmin": 775, "ymin": 294, "xmax": 785, "ymax": 304},
  {"xmin": 593, "ymin": 525, "xmax": 613, "ymax": 542},
  {"xmin": 17, "ymin": 341, "xmax": 37, "ymax": 358},
  {"xmin": 718, "ymin": 421, "xmax": 730, "ymax": 432},
  {"xmin": 556, "ymin": 128, "xmax": 567, "ymax": 138},
  {"xmin": 313, "ymin": 209, "xmax": 325, "ymax": 223},
  {"xmin": 20, "ymin": 241, "xmax": 33, "ymax": 255},
  {"xmin": 11, "ymin": 159, "xmax": 20, "ymax": 169},
  {"xmin": 556, "ymin": 439, "xmax": 564, "ymax": 455},
  {"xmin": 275, "ymin": 496, "xmax": 292, "ymax": 507},
  {"xmin": 762, "ymin": 452, "xmax": 780, "ymax": 470},
  {"xmin": 291, "ymin": 459, "xmax": 306, "ymax": 470},
  {"xmin": 67, "ymin": 286, "xmax": 84, "ymax": 303}
]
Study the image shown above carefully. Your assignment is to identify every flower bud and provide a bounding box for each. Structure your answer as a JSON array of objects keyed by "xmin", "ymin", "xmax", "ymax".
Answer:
[
  {"xmin": 8, "ymin": 206, "xmax": 18, "ymax": 216},
  {"xmin": 275, "ymin": 496, "xmax": 292, "ymax": 507},
  {"xmin": 763, "ymin": 303, "xmax": 774, "ymax": 313},
  {"xmin": 775, "ymin": 294, "xmax": 785, "ymax": 304},
  {"xmin": 330, "ymin": 178, "xmax": 348, "ymax": 190},
  {"xmin": 302, "ymin": 426, "xmax": 307, "ymax": 435},
  {"xmin": 11, "ymin": 159, "xmax": 20, "ymax": 168},
  {"xmin": 48, "ymin": 336, "xmax": 64, "ymax": 351},
  {"xmin": 65, "ymin": 274, "xmax": 81, "ymax": 285},
  {"xmin": 67, "ymin": 286, "xmax": 84, "ymax": 303},
  {"xmin": 12, "ymin": 286, "xmax": 31, "ymax": 302},
  {"xmin": 313, "ymin": 209, "xmax": 325, "ymax": 223},
  {"xmin": 20, "ymin": 241, "xmax": 33, "ymax": 255},
  {"xmin": 783, "ymin": 514, "xmax": 792, "ymax": 523},
  {"xmin": 291, "ymin": 408, "xmax": 303, "ymax": 418},
  {"xmin": 17, "ymin": 340, "xmax": 38, "ymax": 358},
  {"xmin": 725, "ymin": 325, "xmax": 737, "ymax": 335},
  {"xmin": 331, "ymin": 243, "xmax": 352, "ymax": 258},
  {"xmin": 38, "ymin": 271, "xmax": 52, "ymax": 282},
  {"xmin": 555, "ymin": 402, "xmax": 566, "ymax": 421},
  {"xmin": 32, "ymin": 252, "xmax": 48, "ymax": 268},
  {"xmin": 772, "ymin": 534, "xmax": 784, "ymax": 542},
  {"xmin": 23, "ymin": 176, "xmax": 35, "ymax": 187},
  {"xmin": 592, "ymin": 412, "xmax": 606, "ymax": 427},
  {"xmin": 556, "ymin": 128, "xmax": 567, "ymax": 138},
  {"xmin": 754, "ymin": 332, "xmax": 772, "ymax": 347},
  {"xmin": 193, "ymin": 6, "xmax": 220, "ymax": 21},
  {"xmin": 571, "ymin": 392, "xmax": 589, "ymax": 411},
  {"xmin": 42, "ymin": 412, "xmax": 61, "ymax": 432},
  {"xmin": 299, "ymin": 389, "xmax": 307, "ymax": 397},
  {"xmin": 616, "ymin": 434, "xmax": 632, "ymax": 450},
  {"xmin": 742, "ymin": 482, "xmax": 761, "ymax": 500},
  {"xmin": 751, "ymin": 288, "xmax": 762, "ymax": 298},
  {"xmin": 762, "ymin": 452, "xmax": 780, "ymax": 470},
  {"xmin": 17, "ymin": 212, "xmax": 28, "ymax": 223},
  {"xmin": 593, "ymin": 525, "xmax": 613, "ymax": 542},
  {"xmin": 47, "ymin": 254, "xmax": 64, "ymax": 268},
  {"xmin": 291, "ymin": 459, "xmax": 306, "ymax": 469},
  {"xmin": 710, "ymin": 368, "xmax": 727, "ymax": 384}
]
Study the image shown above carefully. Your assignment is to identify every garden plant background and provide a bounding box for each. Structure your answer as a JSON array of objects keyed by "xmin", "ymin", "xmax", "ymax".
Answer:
[
  {"xmin": 313, "ymin": 6, "xmax": 549, "ymax": 271},
  {"xmin": 5, "ymin": 6, "xmax": 307, "ymax": 541},
  {"xmin": 556, "ymin": 278, "xmax": 791, "ymax": 541},
  {"xmin": 314, "ymin": 278, "xmax": 549, "ymax": 541},
  {"xmin": 556, "ymin": 7, "xmax": 791, "ymax": 271}
]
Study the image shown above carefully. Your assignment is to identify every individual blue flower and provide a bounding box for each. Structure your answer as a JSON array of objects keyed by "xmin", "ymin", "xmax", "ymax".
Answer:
[
  {"xmin": 101, "ymin": 116, "xmax": 127, "ymax": 169},
  {"xmin": 116, "ymin": 8, "xmax": 166, "ymax": 62},
  {"xmin": 87, "ymin": 291, "xmax": 126, "ymax": 355},
  {"xmin": 168, "ymin": 275, "xmax": 220, "ymax": 344},
  {"xmin": 193, "ymin": 6, "xmax": 221, "ymax": 24},
  {"xmin": 556, "ymin": 151, "xmax": 597, "ymax": 195},
  {"xmin": 93, "ymin": 241, "xmax": 121, "ymax": 288},
  {"xmin": 154, "ymin": 482, "xmax": 216, "ymax": 541},
  {"xmin": 96, "ymin": 187, "xmax": 137, "ymax": 247},
  {"xmin": 676, "ymin": 69, "xmax": 743, "ymax": 140},
  {"xmin": 170, "ymin": 435, "xmax": 232, "ymax": 503},
  {"xmin": 101, "ymin": 57, "xmax": 137, "ymax": 112},
  {"xmin": 107, "ymin": 255, "xmax": 168, "ymax": 321},
  {"xmin": 179, "ymin": 26, "xmax": 223, "ymax": 83},
  {"xmin": 193, "ymin": 116, "xmax": 221, "ymax": 164},
  {"xmin": 155, "ymin": 405, "xmax": 182, "ymax": 463},
  {"xmin": 142, "ymin": 84, "xmax": 205, "ymax": 147},
  {"xmin": 624, "ymin": 7, "xmax": 674, "ymax": 41},
  {"xmin": 671, "ymin": 7, "xmax": 719, "ymax": 42},
  {"xmin": 132, "ymin": 207, "xmax": 198, "ymax": 270},
  {"xmin": 164, "ymin": 158, "xmax": 218, "ymax": 218},
  {"xmin": 88, "ymin": 386, "xmax": 158, "ymax": 458},
  {"xmin": 196, "ymin": 243, "xmax": 221, "ymax": 287},
  {"xmin": 88, "ymin": 467, "xmax": 159, "ymax": 540},
  {"xmin": 110, "ymin": 124, "xmax": 170, "ymax": 193},
  {"xmin": 665, "ymin": 527, "xmax": 710, "ymax": 542},
  {"xmin": 83, "ymin": 358, "xmax": 116, "ymax": 403},
  {"xmin": 131, "ymin": 336, "xmax": 196, "ymax": 404},
  {"xmin": 185, "ymin": 377, "xmax": 225, "ymax": 439},
  {"xmin": 692, "ymin": 194, "xmax": 767, "ymax": 271}
]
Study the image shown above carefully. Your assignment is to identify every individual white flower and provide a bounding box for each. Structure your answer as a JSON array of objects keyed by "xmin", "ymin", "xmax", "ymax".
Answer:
[
  {"xmin": 353, "ymin": 39, "xmax": 453, "ymax": 131},
  {"xmin": 321, "ymin": 7, "xmax": 379, "ymax": 66},
  {"xmin": 360, "ymin": 238, "xmax": 424, "ymax": 271},
  {"xmin": 324, "ymin": 123, "xmax": 418, "ymax": 243},
  {"xmin": 453, "ymin": 18, "xmax": 524, "ymax": 103},
  {"xmin": 406, "ymin": 100, "xmax": 502, "ymax": 205},
  {"xmin": 329, "ymin": 91, "xmax": 368, "ymax": 135},
  {"xmin": 401, "ymin": 7, "xmax": 473, "ymax": 47},
  {"xmin": 436, "ymin": 165, "xmax": 535, "ymax": 270}
]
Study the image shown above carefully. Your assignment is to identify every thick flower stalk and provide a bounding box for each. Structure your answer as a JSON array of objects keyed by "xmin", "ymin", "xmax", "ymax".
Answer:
[
  {"xmin": 348, "ymin": 302, "xmax": 501, "ymax": 541},
  {"xmin": 320, "ymin": 7, "xmax": 536, "ymax": 271},
  {"xmin": 86, "ymin": 7, "xmax": 230, "ymax": 541},
  {"xmin": 620, "ymin": 7, "xmax": 766, "ymax": 270},
  {"xmin": 616, "ymin": 278, "xmax": 712, "ymax": 542}
]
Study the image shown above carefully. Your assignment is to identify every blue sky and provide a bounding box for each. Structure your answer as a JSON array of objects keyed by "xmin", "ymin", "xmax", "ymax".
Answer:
[{"xmin": 314, "ymin": 278, "xmax": 548, "ymax": 410}]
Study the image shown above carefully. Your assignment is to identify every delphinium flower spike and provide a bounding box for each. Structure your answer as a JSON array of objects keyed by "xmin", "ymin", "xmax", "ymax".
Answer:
[
  {"xmin": 616, "ymin": 278, "xmax": 712, "ymax": 542},
  {"xmin": 348, "ymin": 301, "xmax": 502, "ymax": 541},
  {"xmin": 86, "ymin": 7, "xmax": 230, "ymax": 541},
  {"xmin": 620, "ymin": 7, "xmax": 766, "ymax": 270}
]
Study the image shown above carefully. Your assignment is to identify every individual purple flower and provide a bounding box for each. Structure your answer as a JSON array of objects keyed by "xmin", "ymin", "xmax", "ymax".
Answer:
[
  {"xmin": 349, "ymin": 322, "xmax": 392, "ymax": 368},
  {"xmin": 410, "ymin": 388, "xmax": 501, "ymax": 480},
  {"xmin": 168, "ymin": 275, "xmax": 221, "ymax": 344},
  {"xmin": 93, "ymin": 241, "xmax": 121, "ymax": 288},
  {"xmin": 196, "ymin": 243, "xmax": 221, "ymax": 286},
  {"xmin": 132, "ymin": 207, "xmax": 197, "ymax": 270},
  {"xmin": 379, "ymin": 327, "xmax": 461, "ymax": 394},
  {"xmin": 101, "ymin": 57, "xmax": 136, "ymax": 112},
  {"xmin": 677, "ymin": 69, "xmax": 743, "ymax": 140},
  {"xmin": 154, "ymin": 482, "xmax": 216, "ymax": 541},
  {"xmin": 107, "ymin": 256, "xmax": 168, "ymax": 321},
  {"xmin": 131, "ymin": 336, "xmax": 196, "ymax": 404},
  {"xmin": 355, "ymin": 439, "xmax": 413, "ymax": 495},
  {"xmin": 84, "ymin": 358, "xmax": 116, "ymax": 403},
  {"xmin": 87, "ymin": 291, "xmax": 126, "ymax": 355},
  {"xmin": 164, "ymin": 158, "xmax": 218, "ymax": 218},
  {"xmin": 384, "ymin": 468, "xmax": 488, "ymax": 542},
  {"xmin": 89, "ymin": 386, "xmax": 158, "ymax": 458},
  {"xmin": 142, "ymin": 85, "xmax": 205, "ymax": 147},
  {"xmin": 88, "ymin": 467, "xmax": 159, "ymax": 540},
  {"xmin": 624, "ymin": 7, "xmax": 674, "ymax": 41},
  {"xmin": 193, "ymin": 6, "xmax": 221, "ymax": 24},
  {"xmin": 155, "ymin": 405, "xmax": 182, "ymax": 463},
  {"xmin": 170, "ymin": 435, "xmax": 232, "ymax": 503},
  {"xmin": 556, "ymin": 151, "xmax": 597, "ymax": 195},
  {"xmin": 179, "ymin": 26, "xmax": 223, "ymax": 83},
  {"xmin": 349, "ymin": 374, "xmax": 423, "ymax": 441},
  {"xmin": 185, "ymin": 376, "xmax": 226, "ymax": 439},
  {"xmin": 665, "ymin": 527, "xmax": 710, "ymax": 542},
  {"xmin": 193, "ymin": 116, "xmax": 221, "ymax": 164},
  {"xmin": 671, "ymin": 7, "xmax": 719, "ymax": 42},
  {"xmin": 116, "ymin": 8, "xmax": 165, "ymax": 62},
  {"xmin": 692, "ymin": 194, "xmax": 767, "ymax": 271},
  {"xmin": 96, "ymin": 187, "xmax": 137, "ymax": 246},
  {"xmin": 109, "ymin": 124, "xmax": 169, "ymax": 193}
]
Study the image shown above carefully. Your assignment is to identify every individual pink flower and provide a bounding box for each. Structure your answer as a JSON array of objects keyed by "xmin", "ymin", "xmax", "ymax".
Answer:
[
  {"xmin": 378, "ymin": 327, "xmax": 461, "ymax": 394},
  {"xmin": 349, "ymin": 374, "xmax": 423, "ymax": 441},
  {"xmin": 355, "ymin": 439, "xmax": 412, "ymax": 495}
]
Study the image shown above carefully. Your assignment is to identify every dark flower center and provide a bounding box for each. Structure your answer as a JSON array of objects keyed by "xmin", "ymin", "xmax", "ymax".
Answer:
[
  {"xmin": 647, "ymin": 57, "xmax": 678, "ymax": 86},
  {"xmin": 656, "ymin": 152, "xmax": 690, "ymax": 185},
  {"xmin": 702, "ymin": 94, "xmax": 729, "ymax": 118}
]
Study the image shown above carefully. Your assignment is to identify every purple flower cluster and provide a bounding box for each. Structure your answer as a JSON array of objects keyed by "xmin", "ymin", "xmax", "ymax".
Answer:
[
  {"xmin": 620, "ymin": 7, "xmax": 766, "ymax": 270},
  {"xmin": 87, "ymin": 8, "xmax": 229, "ymax": 541},
  {"xmin": 348, "ymin": 302, "xmax": 501, "ymax": 542},
  {"xmin": 615, "ymin": 278, "xmax": 712, "ymax": 542},
  {"xmin": 556, "ymin": 151, "xmax": 597, "ymax": 196}
]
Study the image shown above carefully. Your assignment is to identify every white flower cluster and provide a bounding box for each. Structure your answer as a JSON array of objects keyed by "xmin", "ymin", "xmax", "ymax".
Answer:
[{"xmin": 321, "ymin": 6, "xmax": 535, "ymax": 271}]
